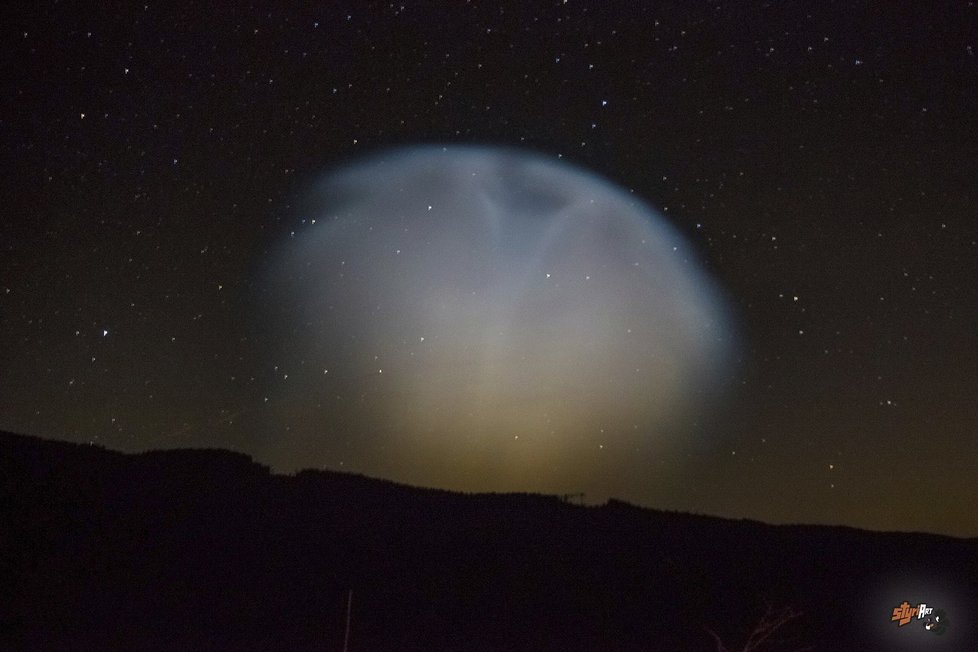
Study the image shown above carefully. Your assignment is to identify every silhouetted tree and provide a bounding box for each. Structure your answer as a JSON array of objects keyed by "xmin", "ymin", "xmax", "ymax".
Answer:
[{"xmin": 705, "ymin": 601, "xmax": 812, "ymax": 652}]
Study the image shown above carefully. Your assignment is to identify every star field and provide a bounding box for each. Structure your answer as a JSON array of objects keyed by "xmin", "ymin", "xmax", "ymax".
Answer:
[{"xmin": 1, "ymin": 1, "xmax": 976, "ymax": 536}]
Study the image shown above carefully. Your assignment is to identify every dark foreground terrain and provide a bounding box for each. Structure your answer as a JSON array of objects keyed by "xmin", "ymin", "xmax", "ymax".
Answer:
[{"xmin": 2, "ymin": 430, "xmax": 975, "ymax": 650}]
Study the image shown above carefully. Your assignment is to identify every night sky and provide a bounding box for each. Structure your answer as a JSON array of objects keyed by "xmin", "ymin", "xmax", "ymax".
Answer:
[{"xmin": 2, "ymin": 2, "xmax": 976, "ymax": 537}]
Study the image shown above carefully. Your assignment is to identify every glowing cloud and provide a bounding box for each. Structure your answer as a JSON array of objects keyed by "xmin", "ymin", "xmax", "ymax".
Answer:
[{"xmin": 259, "ymin": 145, "xmax": 735, "ymax": 494}]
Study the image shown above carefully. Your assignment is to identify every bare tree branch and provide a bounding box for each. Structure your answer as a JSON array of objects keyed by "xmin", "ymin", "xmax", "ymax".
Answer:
[
  {"xmin": 742, "ymin": 602, "xmax": 804, "ymax": 652},
  {"xmin": 703, "ymin": 626, "xmax": 728, "ymax": 652}
]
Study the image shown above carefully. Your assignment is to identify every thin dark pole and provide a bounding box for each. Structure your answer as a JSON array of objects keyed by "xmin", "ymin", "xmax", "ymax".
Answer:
[{"xmin": 342, "ymin": 589, "xmax": 353, "ymax": 652}]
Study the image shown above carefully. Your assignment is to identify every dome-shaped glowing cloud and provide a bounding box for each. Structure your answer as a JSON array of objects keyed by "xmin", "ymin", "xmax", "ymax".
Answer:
[{"xmin": 260, "ymin": 146, "xmax": 735, "ymax": 494}]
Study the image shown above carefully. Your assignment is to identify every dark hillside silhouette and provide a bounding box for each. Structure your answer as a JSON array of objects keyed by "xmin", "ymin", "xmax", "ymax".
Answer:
[{"xmin": 2, "ymin": 430, "xmax": 975, "ymax": 650}]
